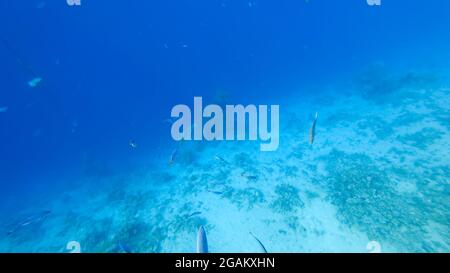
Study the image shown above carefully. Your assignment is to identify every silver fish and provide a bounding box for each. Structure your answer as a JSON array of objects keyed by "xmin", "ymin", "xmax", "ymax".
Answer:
[
  {"xmin": 129, "ymin": 140, "xmax": 138, "ymax": 149},
  {"xmin": 7, "ymin": 210, "xmax": 51, "ymax": 236},
  {"xmin": 169, "ymin": 148, "xmax": 178, "ymax": 165},
  {"xmin": 214, "ymin": 155, "xmax": 229, "ymax": 165},
  {"xmin": 309, "ymin": 112, "xmax": 318, "ymax": 145},
  {"xmin": 117, "ymin": 242, "xmax": 133, "ymax": 253},
  {"xmin": 197, "ymin": 225, "xmax": 208, "ymax": 253}
]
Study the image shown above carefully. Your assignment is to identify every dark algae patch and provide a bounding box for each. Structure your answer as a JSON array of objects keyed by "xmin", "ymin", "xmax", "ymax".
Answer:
[
  {"xmin": 320, "ymin": 149, "xmax": 449, "ymax": 251},
  {"xmin": 270, "ymin": 184, "xmax": 305, "ymax": 214},
  {"xmin": 222, "ymin": 187, "xmax": 265, "ymax": 210}
]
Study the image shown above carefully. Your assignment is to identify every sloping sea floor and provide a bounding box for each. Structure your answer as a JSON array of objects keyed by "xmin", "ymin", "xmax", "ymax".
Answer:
[{"xmin": 1, "ymin": 69, "xmax": 449, "ymax": 253}]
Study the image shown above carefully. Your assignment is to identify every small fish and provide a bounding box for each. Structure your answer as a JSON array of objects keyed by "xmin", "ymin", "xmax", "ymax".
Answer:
[
  {"xmin": 309, "ymin": 112, "xmax": 318, "ymax": 145},
  {"xmin": 207, "ymin": 190, "xmax": 224, "ymax": 195},
  {"xmin": 247, "ymin": 175, "xmax": 258, "ymax": 181},
  {"xmin": 214, "ymin": 155, "xmax": 229, "ymax": 164},
  {"xmin": 7, "ymin": 210, "xmax": 51, "ymax": 236},
  {"xmin": 117, "ymin": 242, "xmax": 133, "ymax": 253},
  {"xmin": 28, "ymin": 77, "xmax": 42, "ymax": 88},
  {"xmin": 0, "ymin": 106, "xmax": 8, "ymax": 113},
  {"xmin": 241, "ymin": 171, "xmax": 258, "ymax": 181},
  {"xmin": 169, "ymin": 148, "xmax": 178, "ymax": 165},
  {"xmin": 187, "ymin": 211, "xmax": 202, "ymax": 218},
  {"xmin": 129, "ymin": 140, "xmax": 138, "ymax": 149},
  {"xmin": 197, "ymin": 226, "xmax": 208, "ymax": 253},
  {"xmin": 249, "ymin": 232, "xmax": 268, "ymax": 253}
]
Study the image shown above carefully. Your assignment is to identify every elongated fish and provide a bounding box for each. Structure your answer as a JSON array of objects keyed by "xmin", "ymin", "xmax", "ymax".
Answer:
[
  {"xmin": 207, "ymin": 189, "xmax": 225, "ymax": 195},
  {"xmin": 214, "ymin": 155, "xmax": 229, "ymax": 165},
  {"xmin": 7, "ymin": 210, "xmax": 51, "ymax": 236},
  {"xmin": 169, "ymin": 148, "xmax": 178, "ymax": 165},
  {"xmin": 1, "ymin": 37, "xmax": 42, "ymax": 87},
  {"xmin": 309, "ymin": 112, "xmax": 318, "ymax": 145},
  {"xmin": 241, "ymin": 171, "xmax": 258, "ymax": 181},
  {"xmin": 197, "ymin": 225, "xmax": 208, "ymax": 253},
  {"xmin": 187, "ymin": 211, "xmax": 202, "ymax": 218},
  {"xmin": 249, "ymin": 232, "xmax": 268, "ymax": 253},
  {"xmin": 28, "ymin": 77, "xmax": 42, "ymax": 88},
  {"xmin": 117, "ymin": 242, "xmax": 133, "ymax": 253}
]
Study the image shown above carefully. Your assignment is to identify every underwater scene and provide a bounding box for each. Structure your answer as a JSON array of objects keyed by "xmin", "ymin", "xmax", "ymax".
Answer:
[{"xmin": 0, "ymin": 1, "xmax": 449, "ymax": 253}]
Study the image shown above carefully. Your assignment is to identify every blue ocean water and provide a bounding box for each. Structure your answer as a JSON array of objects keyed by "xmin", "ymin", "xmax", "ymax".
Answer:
[{"xmin": 0, "ymin": 1, "xmax": 449, "ymax": 252}]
